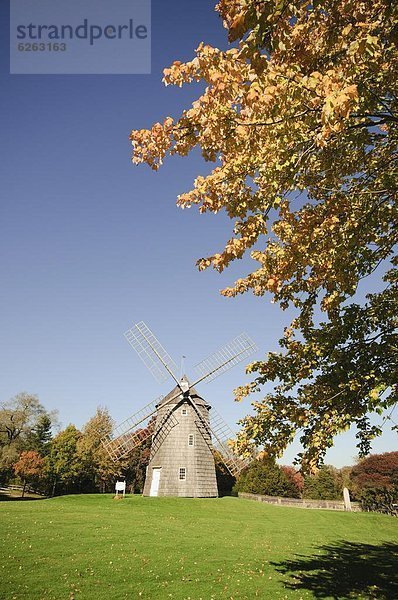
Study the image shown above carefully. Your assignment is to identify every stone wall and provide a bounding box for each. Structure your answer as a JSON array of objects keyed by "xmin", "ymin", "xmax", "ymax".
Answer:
[{"xmin": 238, "ymin": 492, "xmax": 362, "ymax": 511}]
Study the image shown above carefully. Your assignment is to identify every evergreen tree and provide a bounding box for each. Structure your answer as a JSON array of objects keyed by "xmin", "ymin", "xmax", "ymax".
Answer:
[
  {"xmin": 303, "ymin": 466, "xmax": 342, "ymax": 500},
  {"xmin": 25, "ymin": 414, "xmax": 53, "ymax": 456},
  {"xmin": 234, "ymin": 457, "xmax": 299, "ymax": 497}
]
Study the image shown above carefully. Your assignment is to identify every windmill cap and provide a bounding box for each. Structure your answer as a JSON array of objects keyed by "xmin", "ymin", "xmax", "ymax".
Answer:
[{"xmin": 157, "ymin": 379, "xmax": 211, "ymax": 409}]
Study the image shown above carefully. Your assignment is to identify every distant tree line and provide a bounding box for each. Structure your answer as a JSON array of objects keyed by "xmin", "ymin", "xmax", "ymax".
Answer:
[
  {"xmin": 1, "ymin": 392, "xmax": 396, "ymax": 514},
  {"xmin": 234, "ymin": 453, "xmax": 398, "ymax": 515},
  {"xmin": 0, "ymin": 392, "xmax": 149, "ymax": 497}
]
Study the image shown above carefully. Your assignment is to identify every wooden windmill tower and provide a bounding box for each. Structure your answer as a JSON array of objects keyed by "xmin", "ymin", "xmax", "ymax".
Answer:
[{"xmin": 102, "ymin": 322, "xmax": 256, "ymax": 497}]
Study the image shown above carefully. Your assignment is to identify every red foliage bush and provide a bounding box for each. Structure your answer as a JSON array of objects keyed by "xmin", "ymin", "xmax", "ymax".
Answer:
[
  {"xmin": 350, "ymin": 452, "xmax": 398, "ymax": 491},
  {"xmin": 281, "ymin": 466, "xmax": 304, "ymax": 495},
  {"xmin": 14, "ymin": 450, "xmax": 44, "ymax": 479}
]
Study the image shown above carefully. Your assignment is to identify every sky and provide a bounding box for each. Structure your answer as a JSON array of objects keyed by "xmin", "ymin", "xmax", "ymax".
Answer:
[{"xmin": 1, "ymin": 0, "xmax": 396, "ymax": 467}]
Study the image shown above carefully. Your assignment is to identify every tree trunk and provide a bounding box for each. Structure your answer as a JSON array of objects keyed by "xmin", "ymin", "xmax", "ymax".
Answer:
[{"xmin": 21, "ymin": 480, "xmax": 26, "ymax": 498}]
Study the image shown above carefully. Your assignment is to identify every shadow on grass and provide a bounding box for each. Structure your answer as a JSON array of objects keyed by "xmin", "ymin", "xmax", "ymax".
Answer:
[
  {"xmin": 272, "ymin": 540, "xmax": 398, "ymax": 599},
  {"xmin": 0, "ymin": 492, "xmax": 44, "ymax": 502}
]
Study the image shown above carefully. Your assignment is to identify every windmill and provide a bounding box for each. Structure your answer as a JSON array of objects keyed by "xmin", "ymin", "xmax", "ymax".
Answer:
[{"xmin": 102, "ymin": 322, "xmax": 257, "ymax": 497}]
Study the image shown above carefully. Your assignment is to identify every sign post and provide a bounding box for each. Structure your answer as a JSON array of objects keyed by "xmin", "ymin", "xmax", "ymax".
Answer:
[{"xmin": 115, "ymin": 480, "xmax": 126, "ymax": 498}]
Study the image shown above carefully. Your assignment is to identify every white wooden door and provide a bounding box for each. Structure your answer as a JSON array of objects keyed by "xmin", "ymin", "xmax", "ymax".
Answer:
[{"xmin": 149, "ymin": 467, "xmax": 161, "ymax": 497}]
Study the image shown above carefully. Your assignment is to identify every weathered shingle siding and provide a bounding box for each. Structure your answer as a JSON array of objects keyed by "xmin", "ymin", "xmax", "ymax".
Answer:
[{"xmin": 143, "ymin": 386, "xmax": 218, "ymax": 497}]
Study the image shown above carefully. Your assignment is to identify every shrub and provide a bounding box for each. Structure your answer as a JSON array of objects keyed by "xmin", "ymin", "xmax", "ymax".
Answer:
[
  {"xmin": 350, "ymin": 452, "xmax": 398, "ymax": 491},
  {"xmin": 214, "ymin": 451, "xmax": 236, "ymax": 496},
  {"xmin": 359, "ymin": 486, "xmax": 398, "ymax": 516},
  {"xmin": 350, "ymin": 452, "xmax": 398, "ymax": 515},
  {"xmin": 281, "ymin": 466, "xmax": 304, "ymax": 497},
  {"xmin": 234, "ymin": 457, "xmax": 299, "ymax": 497},
  {"xmin": 303, "ymin": 466, "xmax": 341, "ymax": 500}
]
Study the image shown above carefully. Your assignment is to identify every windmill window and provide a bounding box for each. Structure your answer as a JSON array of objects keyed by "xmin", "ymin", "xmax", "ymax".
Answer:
[
  {"xmin": 188, "ymin": 434, "xmax": 194, "ymax": 447},
  {"xmin": 179, "ymin": 467, "xmax": 186, "ymax": 481},
  {"xmin": 181, "ymin": 407, "xmax": 188, "ymax": 416}
]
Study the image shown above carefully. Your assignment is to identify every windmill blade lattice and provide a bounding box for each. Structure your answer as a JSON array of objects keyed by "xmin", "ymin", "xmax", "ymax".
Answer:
[
  {"xmin": 150, "ymin": 409, "xmax": 179, "ymax": 457},
  {"xmin": 193, "ymin": 333, "xmax": 257, "ymax": 386},
  {"xmin": 102, "ymin": 395, "xmax": 162, "ymax": 461},
  {"xmin": 191, "ymin": 401, "xmax": 250, "ymax": 477},
  {"xmin": 124, "ymin": 321, "xmax": 179, "ymax": 385},
  {"xmin": 209, "ymin": 407, "xmax": 252, "ymax": 476},
  {"xmin": 104, "ymin": 428, "xmax": 152, "ymax": 462}
]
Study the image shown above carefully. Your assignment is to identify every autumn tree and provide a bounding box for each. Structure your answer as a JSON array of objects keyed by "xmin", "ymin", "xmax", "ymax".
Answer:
[
  {"xmin": 281, "ymin": 465, "xmax": 304, "ymax": 496},
  {"xmin": 350, "ymin": 452, "xmax": 398, "ymax": 489},
  {"xmin": 350, "ymin": 452, "xmax": 398, "ymax": 513},
  {"xmin": 0, "ymin": 393, "xmax": 46, "ymax": 446},
  {"xmin": 14, "ymin": 450, "xmax": 45, "ymax": 497},
  {"xmin": 47, "ymin": 425, "xmax": 84, "ymax": 496},
  {"xmin": 0, "ymin": 393, "xmax": 52, "ymax": 483},
  {"xmin": 121, "ymin": 419, "xmax": 155, "ymax": 493},
  {"xmin": 130, "ymin": 0, "xmax": 398, "ymax": 471},
  {"xmin": 77, "ymin": 407, "xmax": 119, "ymax": 492},
  {"xmin": 350, "ymin": 451, "xmax": 398, "ymax": 491}
]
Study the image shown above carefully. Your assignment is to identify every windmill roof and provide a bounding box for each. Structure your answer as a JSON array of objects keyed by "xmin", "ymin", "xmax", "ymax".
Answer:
[{"xmin": 157, "ymin": 376, "xmax": 211, "ymax": 409}]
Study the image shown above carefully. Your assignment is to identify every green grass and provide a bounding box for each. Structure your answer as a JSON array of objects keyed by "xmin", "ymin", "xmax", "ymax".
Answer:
[{"xmin": 1, "ymin": 495, "xmax": 397, "ymax": 599}]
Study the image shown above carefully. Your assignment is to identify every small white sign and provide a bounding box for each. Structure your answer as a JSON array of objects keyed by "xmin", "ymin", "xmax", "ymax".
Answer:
[{"xmin": 115, "ymin": 481, "xmax": 126, "ymax": 492}]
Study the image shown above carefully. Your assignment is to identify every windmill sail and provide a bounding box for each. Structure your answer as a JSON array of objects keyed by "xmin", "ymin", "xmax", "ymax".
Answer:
[
  {"xmin": 193, "ymin": 333, "xmax": 257, "ymax": 386},
  {"xmin": 102, "ymin": 396, "xmax": 161, "ymax": 461},
  {"xmin": 104, "ymin": 425, "xmax": 153, "ymax": 462},
  {"xmin": 150, "ymin": 407, "xmax": 178, "ymax": 456},
  {"xmin": 208, "ymin": 409, "xmax": 252, "ymax": 477},
  {"xmin": 191, "ymin": 401, "xmax": 250, "ymax": 477},
  {"xmin": 102, "ymin": 389, "xmax": 185, "ymax": 462},
  {"xmin": 124, "ymin": 321, "xmax": 179, "ymax": 385}
]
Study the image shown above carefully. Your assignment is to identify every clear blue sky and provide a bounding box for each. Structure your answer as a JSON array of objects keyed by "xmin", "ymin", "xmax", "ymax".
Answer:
[{"xmin": 1, "ymin": 0, "xmax": 395, "ymax": 467}]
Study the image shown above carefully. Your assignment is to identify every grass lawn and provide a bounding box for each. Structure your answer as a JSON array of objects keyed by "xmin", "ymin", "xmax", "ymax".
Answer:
[{"xmin": 0, "ymin": 495, "xmax": 397, "ymax": 600}]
